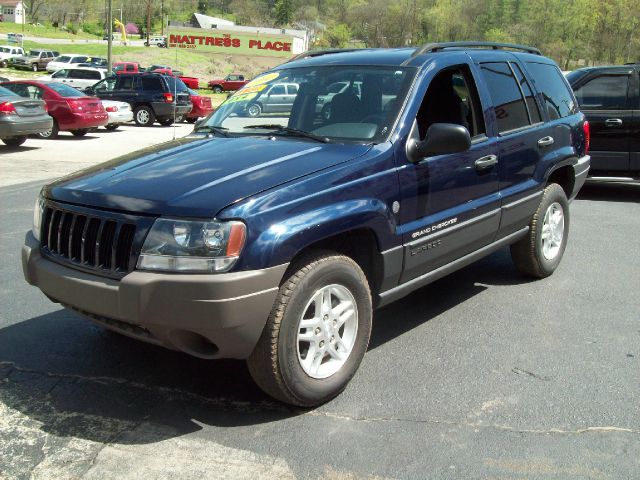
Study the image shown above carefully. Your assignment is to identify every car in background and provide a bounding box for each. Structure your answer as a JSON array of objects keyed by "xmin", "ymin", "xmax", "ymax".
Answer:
[
  {"xmin": 100, "ymin": 99, "xmax": 133, "ymax": 130},
  {"xmin": 0, "ymin": 85, "xmax": 52, "ymax": 147},
  {"xmin": 184, "ymin": 88, "xmax": 213, "ymax": 123},
  {"xmin": 244, "ymin": 82, "xmax": 299, "ymax": 117},
  {"xmin": 147, "ymin": 66, "xmax": 199, "ymax": 89},
  {"xmin": 0, "ymin": 45, "xmax": 25, "ymax": 68},
  {"xmin": 316, "ymin": 81, "xmax": 362, "ymax": 121},
  {"xmin": 46, "ymin": 54, "xmax": 91, "ymax": 73},
  {"xmin": 1, "ymin": 80, "xmax": 108, "ymax": 138},
  {"xmin": 85, "ymin": 73, "xmax": 192, "ymax": 127},
  {"xmin": 113, "ymin": 61, "xmax": 142, "ymax": 75},
  {"xmin": 566, "ymin": 64, "xmax": 639, "ymax": 181},
  {"xmin": 12, "ymin": 49, "xmax": 59, "ymax": 71},
  {"xmin": 207, "ymin": 74, "xmax": 248, "ymax": 93},
  {"xmin": 43, "ymin": 67, "xmax": 108, "ymax": 89},
  {"xmin": 144, "ymin": 36, "xmax": 167, "ymax": 47}
]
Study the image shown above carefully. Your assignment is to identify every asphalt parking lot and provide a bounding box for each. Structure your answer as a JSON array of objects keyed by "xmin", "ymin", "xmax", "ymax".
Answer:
[{"xmin": 1, "ymin": 130, "xmax": 639, "ymax": 479}]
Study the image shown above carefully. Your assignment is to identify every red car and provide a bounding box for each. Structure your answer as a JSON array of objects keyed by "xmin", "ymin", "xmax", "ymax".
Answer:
[
  {"xmin": 2, "ymin": 80, "xmax": 109, "ymax": 138},
  {"xmin": 151, "ymin": 68, "xmax": 199, "ymax": 89},
  {"xmin": 185, "ymin": 88, "xmax": 213, "ymax": 123},
  {"xmin": 207, "ymin": 74, "xmax": 248, "ymax": 93}
]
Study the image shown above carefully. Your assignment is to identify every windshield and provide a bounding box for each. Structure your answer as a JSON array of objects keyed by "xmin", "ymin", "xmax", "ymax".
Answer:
[
  {"xmin": 0, "ymin": 47, "xmax": 8, "ymax": 53},
  {"xmin": 47, "ymin": 83, "xmax": 86, "ymax": 97},
  {"xmin": 204, "ymin": 65, "xmax": 416, "ymax": 143}
]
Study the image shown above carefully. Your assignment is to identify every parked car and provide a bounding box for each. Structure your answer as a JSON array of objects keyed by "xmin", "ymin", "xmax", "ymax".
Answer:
[
  {"xmin": 207, "ymin": 74, "xmax": 248, "ymax": 93},
  {"xmin": 43, "ymin": 67, "xmax": 108, "ymax": 89},
  {"xmin": 100, "ymin": 99, "xmax": 133, "ymax": 130},
  {"xmin": 566, "ymin": 63, "xmax": 639, "ymax": 181},
  {"xmin": 113, "ymin": 61, "xmax": 142, "ymax": 75},
  {"xmin": 0, "ymin": 85, "xmax": 52, "ymax": 146},
  {"xmin": 2, "ymin": 80, "xmax": 108, "ymax": 138},
  {"xmin": 0, "ymin": 45, "xmax": 25, "ymax": 68},
  {"xmin": 85, "ymin": 73, "xmax": 192, "ymax": 126},
  {"xmin": 184, "ymin": 88, "xmax": 213, "ymax": 122},
  {"xmin": 46, "ymin": 54, "xmax": 92, "ymax": 73},
  {"xmin": 148, "ymin": 66, "xmax": 199, "ymax": 89},
  {"xmin": 21, "ymin": 43, "xmax": 590, "ymax": 407},
  {"xmin": 11, "ymin": 49, "xmax": 59, "ymax": 71},
  {"xmin": 244, "ymin": 82, "xmax": 299, "ymax": 117}
]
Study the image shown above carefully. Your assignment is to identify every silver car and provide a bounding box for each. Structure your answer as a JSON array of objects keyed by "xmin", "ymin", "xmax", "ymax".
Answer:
[
  {"xmin": 0, "ymin": 85, "xmax": 52, "ymax": 147},
  {"xmin": 246, "ymin": 82, "xmax": 299, "ymax": 117}
]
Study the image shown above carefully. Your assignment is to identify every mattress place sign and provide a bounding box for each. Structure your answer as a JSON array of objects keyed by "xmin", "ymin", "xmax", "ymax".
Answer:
[{"xmin": 167, "ymin": 28, "xmax": 294, "ymax": 58}]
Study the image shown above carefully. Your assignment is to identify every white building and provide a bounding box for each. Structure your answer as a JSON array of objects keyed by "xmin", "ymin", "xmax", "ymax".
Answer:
[{"xmin": 0, "ymin": 0, "xmax": 25, "ymax": 24}]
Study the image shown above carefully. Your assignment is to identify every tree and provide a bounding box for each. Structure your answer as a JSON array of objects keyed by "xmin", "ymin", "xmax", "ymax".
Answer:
[{"xmin": 274, "ymin": 0, "xmax": 293, "ymax": 25}]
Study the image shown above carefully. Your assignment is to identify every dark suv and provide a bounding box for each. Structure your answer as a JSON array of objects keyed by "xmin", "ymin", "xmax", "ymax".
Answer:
[
  {"xmin": 85, "ymin": 73, "xmax": 192, "ymax": 126},
  {"xmin": 22, "ymin": 43, "xmax": 590, "ymax": 406},
  {"xmin": 566, "ymin": 64, "xmax": 639, "ymax": 181}
]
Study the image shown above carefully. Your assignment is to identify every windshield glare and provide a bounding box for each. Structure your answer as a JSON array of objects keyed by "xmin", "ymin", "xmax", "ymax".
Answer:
[{"xmin": 204, "ymin": 66, "xmax": 416, "ymax": 142}]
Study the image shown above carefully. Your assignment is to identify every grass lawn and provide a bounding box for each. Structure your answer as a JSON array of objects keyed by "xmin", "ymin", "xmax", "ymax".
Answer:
[{"xmin": 0, "ymin": 22, "xmax": 100, "ymax": 40}]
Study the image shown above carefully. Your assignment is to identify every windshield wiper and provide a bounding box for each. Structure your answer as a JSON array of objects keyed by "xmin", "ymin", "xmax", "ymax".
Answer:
[
  {"xmin": 193, "ymin": 125, "xmax": 230, "ymax": 137},
  {"xmin": 243, "ymin": 124, "xmax": 330, "ymax": 143}
]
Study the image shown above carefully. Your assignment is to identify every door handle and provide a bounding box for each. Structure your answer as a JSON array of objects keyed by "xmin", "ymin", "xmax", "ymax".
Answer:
[
  {"xmin": 475, "ymin": 154, "xmax": 498, "ymax": 170},
  {"xmin": 537, "ymin": 136, "xmax": 555, "ymax": 147},
  {"xmin": 605, "ymin": 118, "xmax": 622, "ymax": 127}
]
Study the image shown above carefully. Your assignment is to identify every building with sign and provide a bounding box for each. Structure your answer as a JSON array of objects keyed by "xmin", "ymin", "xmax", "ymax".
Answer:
[
  {"xmin": 0, "ymin": 0, "xmax": 25, "ymax": 23},
  {"xmin": 168, "ymin": 15, "xmax": 309, "ymax": 59}
]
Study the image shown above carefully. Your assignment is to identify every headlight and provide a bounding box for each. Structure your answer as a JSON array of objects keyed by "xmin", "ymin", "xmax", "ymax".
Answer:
[
  {"xmin": 137, "ymin": 218, "xmax": 246, "ymax": 273},
  {"xmin": 32, "ymin": 192, "xmax": 45, "ymax": 242}
]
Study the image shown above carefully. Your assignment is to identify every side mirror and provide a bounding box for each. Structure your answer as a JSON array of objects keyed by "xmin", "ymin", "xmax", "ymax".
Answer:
[{"xmin": 409, "ymin": 123, "xmax": 471, "ymax": 162}]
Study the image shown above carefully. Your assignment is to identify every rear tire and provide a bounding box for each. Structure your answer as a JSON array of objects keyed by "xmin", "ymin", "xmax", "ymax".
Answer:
[
  {"xmin": 104, "ymin": 124, "xmax": 119, "ymax": 131},
  {"xmin": 212, "ymin": 85, "xmax": 223, "ymax": 94},
  {"xmin": 157, "ymin": 117, "xmax": 174, "ymax": 126},
  {"xmin": 247, "ymin": 252, "xmax": 372, "ymax": 407},
  {"xmin": 37, "ymin": 119, "xmax": 59, "ymax": 139},
  {"xmin": 71, "ymin": 129, "xmax": 88, "ymax": 137},
  {"xmin": 510, "ymin": 183, "xmax": 569, "ymax": 278},
  {"xmin": 31, "ymin": 63, "xmax": 38, "ymax": 72},
  {"xmin": 186, "ymin": 117, "xmax": 197, "ymax": 124},
  {"xmin": 134, "ymin": 106, "xmax": 155, "ymax": 127},
  {"xmin": 2, "ymin": 136, "xmax": 27, "ymax": 147}
]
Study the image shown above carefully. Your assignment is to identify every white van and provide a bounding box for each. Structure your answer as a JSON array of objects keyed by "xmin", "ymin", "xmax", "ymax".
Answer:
[
  {"xmin": 144, "ymin": 36, "xmax": 166, "ymax": 47},
  {"xmin": 44, "ymin": 67, "xmax": 108, "ymax": 89}
]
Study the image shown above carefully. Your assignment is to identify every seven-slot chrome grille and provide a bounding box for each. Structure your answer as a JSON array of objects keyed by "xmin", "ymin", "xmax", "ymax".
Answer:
[{"xmin": 40, "ymin": 202, "xmax": 149, "ymax": 278}]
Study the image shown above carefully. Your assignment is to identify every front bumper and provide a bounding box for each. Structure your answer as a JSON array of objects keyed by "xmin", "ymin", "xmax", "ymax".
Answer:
[{"xmin": 22, "ymin": 232, "xmax": 287, "ymax": 359}]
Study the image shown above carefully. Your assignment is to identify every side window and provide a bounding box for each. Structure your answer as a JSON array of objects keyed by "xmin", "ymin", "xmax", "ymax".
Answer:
[
  {"xmin": 239, "ymin": 75, "xmax": 244, "ymax": 81},
  {"xmin": 480, "ymin": 62, "xmax": 530, "ymax": 133},
  {"xmin": 573, "ymin": 75, "xmax": 629, "ymax": 110},
  {"xmin": 141, "ymin": 76, "xmax": 163, "ymax": 91},
  {"xmin": 52, "ymin": 69, "xmax": 69, "ymax": 78},
  {"xmin": 270, "ymin": 84, "xmax": 286, "ymax": 95},
  {"xmin": 288, "ymin": 84, "xmax": 298, "ymax": 94},
  {"xmin": 416, "ymin": 65, "xmax": 486, "ymax": 140},
  {"xmin": 125, "ymin": 64, "xmax": 134, "ymax": 72},
  {"xmin": 118, "ymin": 76, "xmax": 136, "ymax": 90},
  {"xmin": 525, "ymin": 62, "xmax": 577, "ymax": 119},
  {"xmin": 95, "ymin": 77, "xmax": 116, "ymax": 92},
  {"xmin": 511, "ymin": 63, "xmax": 542, "ymax": 124}
]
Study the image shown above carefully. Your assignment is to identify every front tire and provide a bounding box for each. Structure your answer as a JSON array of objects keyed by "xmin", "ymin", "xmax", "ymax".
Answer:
[
  {"xmin": 31, "ymin": 63, "xmax": 38, "ymax": 72},
  {"xmin": 104, "ymin": 124, "xmax": 119, "ymax": 131},
  {"xmin": 511, "ymin": 183, "xmax": 569, "ymax": 278},
  {"xmin": 246, "ymin": 103, "xmax": 261, "ymax": 118},
  {"xmin": 157, "ymin": 117, "xmax": 174, "ymax": 126},
  {"xmin": 212, "ymin": 85, "xmax": 223, "ymax": 94},
  {"xmin": 71, "ymin": 129, "xmax": 88, "ymax": 137},
  {"xmin": 134, "ymin": 106, "xmax": 155, "ymax": 127},
  {"xmin": 247, "ymin": 253, "xmax": 372, "ymax": 407},
  {"xmin": 37, "ymin": 119, "xmax": 59, "ymax": 139}
]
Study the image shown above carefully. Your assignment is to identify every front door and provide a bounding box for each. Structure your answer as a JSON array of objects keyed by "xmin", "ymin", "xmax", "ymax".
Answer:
[{"xmin": 397, "ymin": 60, "xmax": 500, "ymax": 283}]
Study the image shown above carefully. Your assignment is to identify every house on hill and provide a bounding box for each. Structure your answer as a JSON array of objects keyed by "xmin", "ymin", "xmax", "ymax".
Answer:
[{"xmin": 0, "ymin": 0, "xmax": 25, "ymax": 23}]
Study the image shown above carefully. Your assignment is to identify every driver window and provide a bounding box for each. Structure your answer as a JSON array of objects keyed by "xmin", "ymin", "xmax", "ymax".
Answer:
[{"xmin": 416, "ymin": 66, "xmax": 485, "ymax": 140}]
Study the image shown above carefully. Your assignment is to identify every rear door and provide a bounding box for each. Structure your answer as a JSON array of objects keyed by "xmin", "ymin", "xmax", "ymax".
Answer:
[
  {"xmin": 629, "ymin": 68, "xmax": 640, "ymax": 175},
  {"xmin": 572, "ymin": 68, "xmax": 633, "ymax": 173}
]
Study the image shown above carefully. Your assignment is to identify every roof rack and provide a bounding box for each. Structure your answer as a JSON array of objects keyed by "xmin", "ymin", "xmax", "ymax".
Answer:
[
  {"xmin": 287, "ymin": 48, "xmax": 363, "ymax": 63},
  {"xmin": 411, "ymin": 41, "xmax": 541, "ymax": 58}
]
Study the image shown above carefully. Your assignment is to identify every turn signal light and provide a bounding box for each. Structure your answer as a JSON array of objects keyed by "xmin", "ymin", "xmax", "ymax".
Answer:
[{"xmin": 105, "ymin": 106, "xmax": 118, "ymax": 112}]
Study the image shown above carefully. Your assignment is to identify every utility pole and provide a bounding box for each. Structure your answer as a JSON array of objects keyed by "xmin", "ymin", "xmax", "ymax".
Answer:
[
  {"xmin": 107, "ymin": 0, "xmax": 113, "ymax": 72},
  {"xmin": 161, "ymin": 0, "xmax": 164, "ymax": 36},
  {"xmin": 146, "ymin": 0, "xmax": 151, "ymax": 45}
]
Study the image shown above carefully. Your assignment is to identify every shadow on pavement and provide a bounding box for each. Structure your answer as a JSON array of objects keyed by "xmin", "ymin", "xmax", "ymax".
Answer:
[
  {"xmin": 0, "ymin": 248, "xmax": 526, "ymax": 445},
  {"xmin": 577, "ymin": 182, "xmax": 639, "ymax": 203}
]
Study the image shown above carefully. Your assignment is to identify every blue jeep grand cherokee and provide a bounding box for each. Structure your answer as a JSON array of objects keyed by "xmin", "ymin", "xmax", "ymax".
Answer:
[{"xmin": 23, "ymin": 42, "xmax": 591, "ymax": 406}]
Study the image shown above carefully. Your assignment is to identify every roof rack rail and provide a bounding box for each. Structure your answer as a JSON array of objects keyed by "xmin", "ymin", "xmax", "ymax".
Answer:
[
  {"xmin": 411, "ymin": 41, "xmax": 541, "ymax": 58},
  {"xmin": 287, "ymin": 48, "xmax": 362, "ymax": 63}
]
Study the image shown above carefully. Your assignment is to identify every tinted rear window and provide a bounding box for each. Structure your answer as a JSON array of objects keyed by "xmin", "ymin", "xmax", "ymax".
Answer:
[
  {"xmin": 480, "ymin": 62, "xmax": 530, "ymax": 133},
  {"xmin": 164, "ymin": 76, "xmax": 188, "ymax": 92},
  {"xmin": 47, "ymin": 83, "xmax": 85, "ymax": 97},
  {"xmin": 0, "ymin": 86, "xmax": 18, "ymax": 97},
  {"xmin": 141, "ymin": 76, "xmax": 164, "ymax": 90},
  {"xmin": 526, "ymin": 62, "xmax": 577, "ymax": 119}
]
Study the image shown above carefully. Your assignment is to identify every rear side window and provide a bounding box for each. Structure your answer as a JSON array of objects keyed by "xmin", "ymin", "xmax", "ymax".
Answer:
[
  {"xmin": 525, "ymin": 62, "xmax": 577, "ymax": 119},
  {"xmin": 118, "ymin": 76, "xmax": 136, "ymax": 90},
  {"xmin": 480, "ymin": 62, "xmax": 530, "ymax": 133},
  {"xmin": 141, "ymin": 76, "xmax": 163, "ymax": 91},
  {"xmin": 47, "ymin": 83, "xmax": 84, "ymax": 97},
  {"xmin": 511, "ymin": 63, "xmax": 542, "ymax": 124},
  {"xmin": 573, "ymin": 75, "xmax": 629, "ymax": 110}
]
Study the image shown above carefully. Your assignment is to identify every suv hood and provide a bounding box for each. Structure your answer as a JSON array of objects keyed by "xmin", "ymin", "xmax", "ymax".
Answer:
[{"xmin": 46, "ymin": 135, "xmax": 372, "ymax": 217}]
